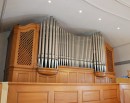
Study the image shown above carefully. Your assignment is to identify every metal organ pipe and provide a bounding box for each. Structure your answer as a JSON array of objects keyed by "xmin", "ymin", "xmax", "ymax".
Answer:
[{"xmin": 38, "ymin": 16, "xmax": 106, "ymax": 72}]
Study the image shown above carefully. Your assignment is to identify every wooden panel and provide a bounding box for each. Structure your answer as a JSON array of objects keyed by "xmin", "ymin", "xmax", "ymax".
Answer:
[
  {"xmin": 54, "ymin": 92, "xmax": 78, "ymax": 103},
  {"xmin": 124, "ymin": 90, "xmax": 130, "ymax": 103},
  {"xmin": 37, "ymin": 66, "xmax": 95, "ymax": 83},
  {"xmin": 48, "ymin": 76, "xmax": 56, "ymax": 83},
  {"xmin": 8, "ymin": 65, "xmax": 95, "ymax": 83},
  {"xmin": 120, "ymin": 84, "xmax": 130, "ymax": 103},
  {"xmin": 38, "ymin": 75, "xmax": 47, "ymax": 83},
  {"xmin": 103, "ymin": 99, "xmax": 119, "ymax": 103},
  {"xmin": 58, "ymin": 71, "xmax": 68, "ymax": 83},
  {"xmin": 95, "ymin": 77, "xmax": 101, "ymax": 83},
  {"xmin": 57, "ymin": 66, "xmax": 94, "ymax": 83},
  {"xmin": 83, "ymin": 101, "xmax": 100, "ymax": 103},
  {"xmin": 103, "ymin": 89, "xmax": 117, "ymax": 99},
  {"xmin": 83, "ymin": 90, "xmax": 100, "ymax": 102},
  {"xmin": 8, "ymin": 68, "xmax": 36, "ymax": 82},
  {"xmin": 7, "ymin": 83, "xmax": 120, "ymax": 103},
  {"xmin": 69, "ymin": 72, "xmax": 77, "ymax": 83},
  {"xmin": 78, "ymin": 73, "xmax": 85, "ymax": 83},
  {"xmin": 36, "ymin": 67, "xmax": 94, "ymax": 83},
  {"xmin": 17, "ymin": 73, "xmax": 30, "ymax": 82},
  {"xmin": 17, "ymin": 92, "xmax": 48, "ymax": 103},
  {"xmin": 85, "ymin": 73, "xmax": 94, "ymax": 83},
  {"xmin": 100, "ymin": 78, "xmax": 107, "ymax": 83}
]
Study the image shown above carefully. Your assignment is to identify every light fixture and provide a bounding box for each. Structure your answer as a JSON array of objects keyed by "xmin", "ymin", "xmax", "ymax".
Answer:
[
  {"xmin": 48, "ymin": 0, "xmax": 52, "ymax": 3},
  {"xmin": 117, "ymin": 27, "xmax": 120, "ymax": 30},
  {"xmin": 79, "ymin": 10, "xmax": 83, "ymax": 13},
  {"xmin": 98, "ymin": 18, "xmax": 102, "ymax": 21}
]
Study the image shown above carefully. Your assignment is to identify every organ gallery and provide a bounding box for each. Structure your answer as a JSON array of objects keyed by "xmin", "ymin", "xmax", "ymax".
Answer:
[{"xmin": 0, "ymin": 16, "xmax": 129, "ymax": 103}]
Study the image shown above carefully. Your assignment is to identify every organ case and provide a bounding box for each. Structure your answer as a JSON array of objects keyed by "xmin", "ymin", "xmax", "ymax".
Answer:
[
  {"xmin": 7, "ymin": 23, "xmax": 40, "ymax": 82},
  {"xmin": 5, "ymin": 17, "xmax": 115, "ymax": 83}
]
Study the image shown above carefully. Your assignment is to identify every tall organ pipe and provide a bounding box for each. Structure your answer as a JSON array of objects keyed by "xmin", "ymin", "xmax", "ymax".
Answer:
[{"xmin": 38, "ymin": 16, "xmax": 106, "ymax": 72}]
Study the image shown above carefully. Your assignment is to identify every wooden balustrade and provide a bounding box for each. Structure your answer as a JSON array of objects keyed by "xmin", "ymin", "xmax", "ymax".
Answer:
[
  {"xmin": 6, "ymin": 82, "xmax": 120, "ymax": 103},
  {"xmin": 1, "ymin": 82, "xmax": 130, "ymax": 103}
]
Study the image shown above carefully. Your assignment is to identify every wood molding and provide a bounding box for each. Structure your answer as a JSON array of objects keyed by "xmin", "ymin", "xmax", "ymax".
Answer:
[{"xmin": 37, "ymin": 68, "xmax": 58, "ymax": 76}]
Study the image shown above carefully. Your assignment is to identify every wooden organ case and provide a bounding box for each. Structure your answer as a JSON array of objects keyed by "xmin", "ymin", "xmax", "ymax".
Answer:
[
  {"xmin": 6, "ymin": 23, "xmax": 40, "ymax": 82},
  {"xmin": 6, "ymin": 18, "xmax": 115, "ymax": 83},
  {"xmin": 95, "ymin": 43, "xmax": 115, "ymax": 83}
]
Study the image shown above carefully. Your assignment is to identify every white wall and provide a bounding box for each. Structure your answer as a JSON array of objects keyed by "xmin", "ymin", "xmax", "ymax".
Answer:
[
  {"xmin": 114, "ymin": 44, "xmax": 130, "ymax": 77},
  {"xmin": 0, "ymin": 0, "xmax": 4, "ymax": 14},
  {"xmin": 0, "ymin": 32, "xmax": 9, "ymax": 81}
]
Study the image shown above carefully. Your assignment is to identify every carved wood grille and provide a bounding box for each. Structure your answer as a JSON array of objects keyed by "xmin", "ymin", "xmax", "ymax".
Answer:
[
  {"xmin": 17, "ymin": 29, "xmax": 34, "ymax": 65},
  {"xmin": 106, "ymin": 48, "xmax": 113, "ymax": 72}
]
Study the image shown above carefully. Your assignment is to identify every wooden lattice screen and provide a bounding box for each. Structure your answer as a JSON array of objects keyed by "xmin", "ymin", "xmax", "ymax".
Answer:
[
  {"xmin": 7, "ymin": 23, "xmax": 39, "ymax": 69},
  {"xmin": 105, "ymin": 43, "xmax": 114, "ymax": 72},
  {"xmin": 17, "ymin": 30, "xmax": 34, "ymax": 65}
]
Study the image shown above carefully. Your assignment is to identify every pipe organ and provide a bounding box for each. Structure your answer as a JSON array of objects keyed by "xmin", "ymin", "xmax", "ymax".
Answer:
[
  {"xmin": 38, "ymin": 17, "xmax": 106, "ymax": 72},
  {"xmin": 6, "ymin": 16, "xmax": 115, "ymax": 83}
]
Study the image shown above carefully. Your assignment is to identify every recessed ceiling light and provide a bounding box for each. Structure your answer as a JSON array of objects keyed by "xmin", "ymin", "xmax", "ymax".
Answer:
[
  {"xmin": 98, "ymin": 18, "xmax": 102, "ymax": 21},
  {"xmin": 117, "ymin": 27, "xmax": 120, "ymax": 30},
  {"xmin": 48, "ymin": 0, "xmax": 52, "ymax": 3},
  {"xmin": 79, "ymin": 10, "xmax": 83, "ymax": 13}
]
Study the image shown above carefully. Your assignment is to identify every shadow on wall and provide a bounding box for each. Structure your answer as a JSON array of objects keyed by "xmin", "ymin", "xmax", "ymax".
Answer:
[
  {"xmin": 0, "ymin": 31, "xmax": 9, "ymax": 81},
  {"xmin": 2, "ymin": 14, "xmax": 50, "ymax": 32}
]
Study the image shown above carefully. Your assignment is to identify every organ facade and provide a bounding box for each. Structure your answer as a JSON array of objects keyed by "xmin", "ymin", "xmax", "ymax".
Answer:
[{"xmin": 5, "ymin": 17, "xmax": 115, "ymax": 83}]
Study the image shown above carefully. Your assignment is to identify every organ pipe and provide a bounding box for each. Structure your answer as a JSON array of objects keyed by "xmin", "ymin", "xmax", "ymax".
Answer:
[{"xmin": 38, "ymin": 16, "xmax": 106, "ymax": 72}]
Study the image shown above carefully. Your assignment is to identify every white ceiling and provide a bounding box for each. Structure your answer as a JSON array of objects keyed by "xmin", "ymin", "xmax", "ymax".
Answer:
[{"xmin": 1, "ymin": 0, "xmax": 130, "ymax": 47}]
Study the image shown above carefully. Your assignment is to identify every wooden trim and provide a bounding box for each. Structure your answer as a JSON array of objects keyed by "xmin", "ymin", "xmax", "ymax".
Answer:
[{"xmin": 37, "ymin": 68, "xmax": 58, "ymax": 76}]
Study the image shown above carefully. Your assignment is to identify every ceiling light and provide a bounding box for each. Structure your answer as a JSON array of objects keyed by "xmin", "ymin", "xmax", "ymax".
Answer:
[
  {"xmin": 117, "ymin": 27, "xmax": 120, "ymax": 30},
  {"xmin": 48, "ymin": 0, "xmax": 52, "ymax": 3},
  {"xmin": 98, "ymin": 18, "xmax": 102, "ymax": 21},
  {"xmin": 79, "ymin": 10, "xmax": 83, "ymax": 13}
]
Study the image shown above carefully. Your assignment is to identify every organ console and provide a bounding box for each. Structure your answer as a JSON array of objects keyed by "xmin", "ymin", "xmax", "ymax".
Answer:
[{"xmin": 5, "ymin": 16, "xmax": 115, "ymax": 83}]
